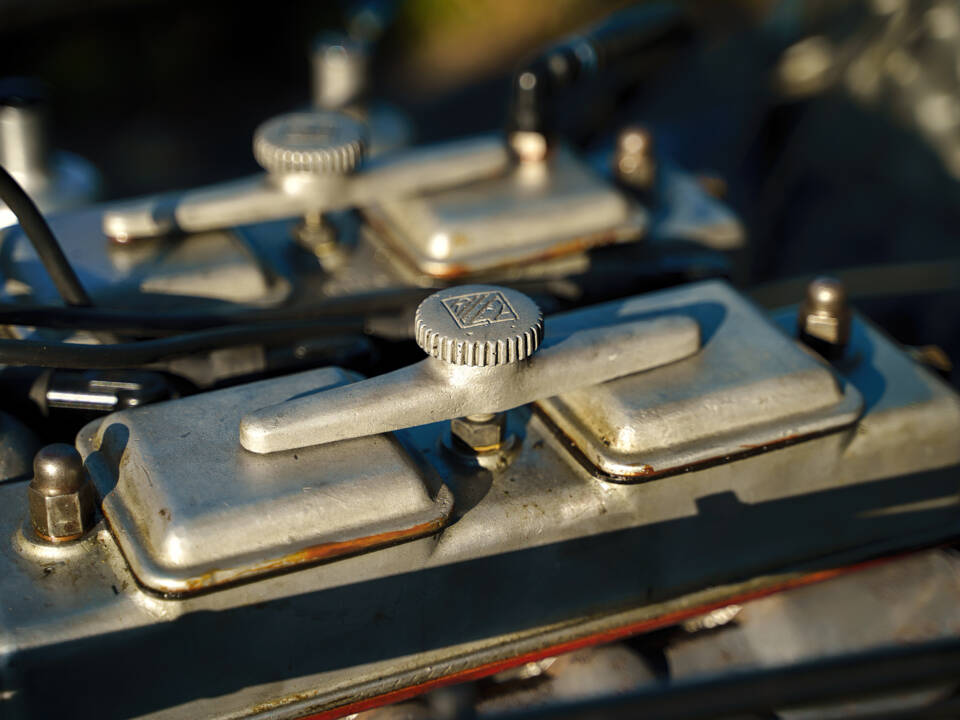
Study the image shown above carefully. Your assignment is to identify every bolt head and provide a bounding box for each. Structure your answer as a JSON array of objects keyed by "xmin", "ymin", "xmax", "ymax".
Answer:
[
  {"xmin": 798, "ymin": 277, "xmax": 851, "ymax": 347},
  {"xmin": 29, "ymin": 444, "xmax": 94, "ymax": 542},
  {"xmin": 451, "ymin": 414, "xmax": 507, "ymax": 453},
  {"xmin": 32, "ymin": 443, "xmax": 84, "ymax": 496},
  {"xmin": 805, "ymin": 277, "xmax": 847, "ymax": 314}
]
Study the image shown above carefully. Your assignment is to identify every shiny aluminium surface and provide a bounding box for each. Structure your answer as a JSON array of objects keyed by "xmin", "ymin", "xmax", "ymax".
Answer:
[
  {"xmin": 0, "ymin": 136, "xmax": 741, "ymax": 318},
  {"xmin": 77, "ymin": 367, "xmax": 454, "ymax": 594},
  {"xmin": 363, "ymin": 146, "xmax": 644, "ymax": 279},
  {"xmin": 538, "ymin": 281, "xmax": 864, "ymax": 479},
  {"xmin": 101, "ymin": 134, "xmax": 510, "ymax": 241},
  {"xmin": 2, "ymin": 286, "xmax": 960, "ymax": 719},
  {"xmin": 0, "ymin": 205, "xmax": 287, "ymax": 308},
  {"xmin": 356, "ymin": 154, "xmax": 742, "ymax": 289}
]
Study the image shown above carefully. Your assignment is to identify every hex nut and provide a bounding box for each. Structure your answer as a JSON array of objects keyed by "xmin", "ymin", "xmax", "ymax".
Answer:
[
  {"xmin": 28, "ymin": 444, "xmax": 95, "ymax": 542},
  {"xmin": 451, "ymin": 413, "xmax": 507, "ymax": 453}
]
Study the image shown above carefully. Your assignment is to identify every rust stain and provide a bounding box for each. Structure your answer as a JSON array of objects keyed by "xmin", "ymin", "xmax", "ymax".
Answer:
[
  {"xmin": 533, "ymin": 402, "xmax": 847, "ymax": 483},
  {"xmin": 428, "ymin": 263, "xmax": 472, "ymax": 280},
  {"xmin": 287, "ymin": 518, "xmax": 445, "ymax": 565},
  {"xmin": 430, "ymin": 228, "xmax": 625, "ymax": 280},
  {"xmin": 252, "ymin": 689, "xmax": 322, "ymax": 715},
  {"xmin": 739, "ymin": 433, "xmax": 802, "ymax": 451},
  {"xmin": 535, "ymin": 230, "xmax": 618, "ymax": 262},
  {"xmin": 298, "ymin": 551, "xmax": 917, "ymax": 720},
  {"xmin": 180, "ymin": 516, "xmax": 447, "ymax": 593}
]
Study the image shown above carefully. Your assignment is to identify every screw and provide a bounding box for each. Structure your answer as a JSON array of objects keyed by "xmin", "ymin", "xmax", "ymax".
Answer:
[
  {"xmin": 797, "ymin": 277, "xmax": 851, "ymax": 359},
  {"xmin": 28, "ymin": 444, "xmax": 95, "ymax": 542},
  {"xmin": 614, "ymin": 126, "xmax": 656, "ymax": 191},
  {"xmin": 294, "ymin": 210, "xmax": 349, "ymax": 272}
]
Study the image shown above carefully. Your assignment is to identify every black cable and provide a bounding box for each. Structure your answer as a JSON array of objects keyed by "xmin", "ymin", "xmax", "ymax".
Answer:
[
  {"xmin": 0, "ymin": 318, "xmax": 364, "ymax": 369},
  {"xmin": 0, "ymin": 287, "xmax": 434, "ymax": 335},
  {"xmin": 0, "ymin": 163, "xmax": 92, "ymax": 307}
]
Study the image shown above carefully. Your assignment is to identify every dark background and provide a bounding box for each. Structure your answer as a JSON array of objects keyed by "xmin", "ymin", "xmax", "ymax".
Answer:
[{"xmin": 0, "ymin": 0, "xmax": 957, "ymax": 382}]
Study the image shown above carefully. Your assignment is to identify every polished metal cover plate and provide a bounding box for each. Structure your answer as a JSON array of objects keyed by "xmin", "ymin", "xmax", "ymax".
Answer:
[
  {"xmin": 537, "ymin": 281, "xmax": 864, "ymax": 480},
  {"xmin": 364, "ymin": 146, "xmax": 644, "ymax": 278},
  {"xmin": 77, "ymin": 367, "xmax": 453, "ymax": 595},
  {"xmin": 1, "ymin": 206, "xmax": 288, "ymax": 308}
]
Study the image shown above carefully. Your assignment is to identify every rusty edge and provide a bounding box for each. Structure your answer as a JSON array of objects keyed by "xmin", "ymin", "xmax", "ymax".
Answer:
[
  {"xmin": 106, "ymin": 511, "xmax": 450, "ymax": 599},
  {"xmin": 362, "ymin": 208, "xmax": 641, "ymax": 281},
  {"xmin": 532, "ymin": 401, "xmax": 859, "ymax": 484},
  {"xmin": 179, "ymin": 515, "xmax": 449, "ymax": 594}
]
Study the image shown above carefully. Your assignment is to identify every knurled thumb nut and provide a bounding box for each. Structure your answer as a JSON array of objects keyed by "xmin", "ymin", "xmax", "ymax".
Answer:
[
  {"xmin": 28, "ymin": 444, "xmax": 95, "ymax": 542},
  {"xmin": 414, "ymin": 285, "xmax": 543, "ymax": 366}
]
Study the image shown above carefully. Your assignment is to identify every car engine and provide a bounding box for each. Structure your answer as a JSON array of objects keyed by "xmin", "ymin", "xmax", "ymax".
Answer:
[{"xmin": 1, "ymin": 2, "xmax": 960, "ymax": 719}]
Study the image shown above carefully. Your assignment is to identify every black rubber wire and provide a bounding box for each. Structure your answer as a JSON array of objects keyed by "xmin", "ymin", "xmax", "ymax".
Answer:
[
  {"xmin": 0, "ymin": 318, "xmax": 364, "ymax": 368},
  {"xmin": 0, "ymin": 163, "xmax": 93, "ymax": 307},
  {"xmin": 0, "ymin": 287, "xmax": 433, "ymax": 335}
]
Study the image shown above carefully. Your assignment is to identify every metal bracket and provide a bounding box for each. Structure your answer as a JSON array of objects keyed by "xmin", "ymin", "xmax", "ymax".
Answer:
[
  {"xmin": 102, "ymin": 124, "xmax": 510, "ymax": 240},
  {"xmin": 239, "ymin": 285, "xmax": 701, "ymax": 454}
]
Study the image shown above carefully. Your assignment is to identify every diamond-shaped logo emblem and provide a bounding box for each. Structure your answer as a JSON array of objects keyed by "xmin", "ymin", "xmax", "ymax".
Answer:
[{"xmin": 441, "ymin": 291, "xmax": 518, "ymax": 329}]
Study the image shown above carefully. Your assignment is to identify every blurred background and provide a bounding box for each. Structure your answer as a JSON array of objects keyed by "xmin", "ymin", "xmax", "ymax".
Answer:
[
  {"xmin": 0, "ymin": 0, "xmax": 957, "ymax": 382},
  {"xmin": 1, "ymin": 4, "xmax": 960, "ymax": 717}
]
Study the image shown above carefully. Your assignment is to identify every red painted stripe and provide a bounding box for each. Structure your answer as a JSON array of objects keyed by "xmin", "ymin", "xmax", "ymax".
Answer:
[{"xmin": 300, "ymin": 551, "xmax": 907, "ymax": 719}]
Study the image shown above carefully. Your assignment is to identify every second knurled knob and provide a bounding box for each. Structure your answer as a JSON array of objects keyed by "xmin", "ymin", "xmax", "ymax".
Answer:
[
  {"xmin": 253, "ymin": 110, "xmax": 366, "ymax": 175},
  {"xmin": 415, "ymin": 285, "xmax": 543, "ymax": 367}
]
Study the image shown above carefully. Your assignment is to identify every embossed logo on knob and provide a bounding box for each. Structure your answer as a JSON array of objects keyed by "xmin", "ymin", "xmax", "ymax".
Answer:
[
  {"xmin": 415, "ymin": 285, "xmax": 543, "ymax": 366},
  {"xmin": 441, "ymin": 290, "xmax": 518, "ymax": 329}
]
